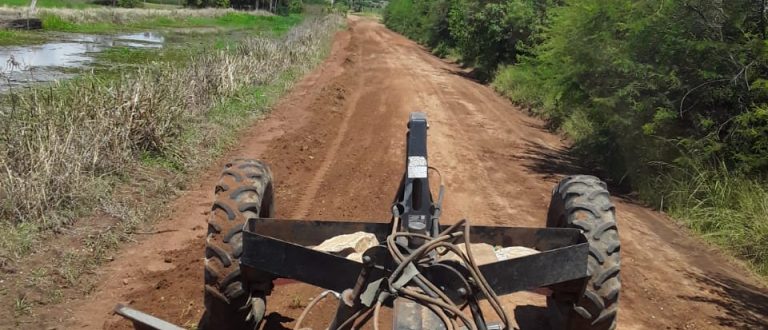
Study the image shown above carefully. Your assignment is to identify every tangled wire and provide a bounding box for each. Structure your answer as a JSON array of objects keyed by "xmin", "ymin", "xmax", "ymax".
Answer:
[{"xmin": 294, "ymin": 217, "xmax": 510, "ymax": 330}]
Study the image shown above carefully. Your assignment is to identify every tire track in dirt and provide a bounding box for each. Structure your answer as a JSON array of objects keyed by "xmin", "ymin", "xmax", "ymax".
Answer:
[
  {"xmin": 44, "ymin": 17, "xmax": 768, "ymax": 330},
  {"xmin": 289, "ymin": 72, "xmax": 363, "ymax": 219}
]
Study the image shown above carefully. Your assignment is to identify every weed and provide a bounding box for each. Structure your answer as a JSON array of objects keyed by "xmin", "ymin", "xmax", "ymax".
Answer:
[
  {"xmin": 26, "ymin": 267, "xmax": 49, "ymax": 288},
  {"xmin": 57, "ymin": 252, "xmax": 84, "ymax": 287},
  {"xmin": 13, "ymin": 295, "xmax": 31, "ymax": 316},
  {"xmin": 47, "ymin": 289, "xmax": 63, "ymax": 304},
  {"xmin": 0, "ymin": 223, "xmax": 39, "ymax": 258},
  {"xmin": 289, "ymin": 295, "xmax": 306, "ymax": 309}
]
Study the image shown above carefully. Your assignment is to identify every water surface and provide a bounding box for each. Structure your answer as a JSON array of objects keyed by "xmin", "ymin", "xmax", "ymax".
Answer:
[{"xmin": 0, "ymin": 32, "xmax": 164, "ymax": 90}]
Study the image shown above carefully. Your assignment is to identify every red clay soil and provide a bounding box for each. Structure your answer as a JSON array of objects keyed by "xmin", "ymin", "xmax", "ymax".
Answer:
[{"xmin": 31, "ymin": 17, "xmax": 768, "ymax": 329}]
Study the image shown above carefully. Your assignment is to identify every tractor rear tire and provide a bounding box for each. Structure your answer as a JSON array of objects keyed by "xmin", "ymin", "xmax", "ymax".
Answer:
[
  {"xmin": 200, "ymin": 159, "xmax": 275, "ymax": 330},
  {"xmin": 546, "ymin": 175, "xmax": 620, "ymax": 330}
]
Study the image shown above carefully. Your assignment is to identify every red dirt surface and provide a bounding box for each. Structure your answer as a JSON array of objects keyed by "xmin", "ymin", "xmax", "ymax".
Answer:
[{"xmin": 46, "ymin": 17, "xmax": 768, "ymax": 329}]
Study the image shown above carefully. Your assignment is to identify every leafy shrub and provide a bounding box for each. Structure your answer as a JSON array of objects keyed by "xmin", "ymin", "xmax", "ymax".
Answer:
[
  {"xmin": 386, "ymin": 0, "xmax": 768, "ymax": 274},
  {"xmin": 288, "ymin": 0, "xmax": 303, "ymax": 13},
  {"xmin": 187, "ymin": 0, "xmax": 230, "ymax": 8},
  {"xmin": 116, "ymin": 0, "xmax": 143, "ymax": 8}
]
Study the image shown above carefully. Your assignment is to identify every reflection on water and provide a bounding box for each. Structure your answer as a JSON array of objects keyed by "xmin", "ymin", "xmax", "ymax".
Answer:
[{"xmin": 0, "ymin": 32, "xmax": 164, "ymax": 90}]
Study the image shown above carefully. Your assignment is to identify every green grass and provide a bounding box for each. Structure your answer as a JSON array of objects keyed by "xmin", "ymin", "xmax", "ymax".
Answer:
[
  {"xmin": 0, "ymin": 0, "xmax": 94, "ymax": 8},
  {"xmin": 96, "ymin": 46, "xmax": 192, "ymax": 65},
  {"xmin": 0, "ymin": 222, "xmax": 39, "ymax": 258},
  {"xmin": 639, "ymin": 164, "xmax": 768, "ymax": 275},
  {"xmin": 39, "ymin": 12, "xmax": 303, "ymax": 34},
  {"xmin": 0, "ymin": 30, "xmax": 47, "ymax": 45},
  {"xmin": 185, "ymin": 13, "xmax": 304, "ymax": 34}
]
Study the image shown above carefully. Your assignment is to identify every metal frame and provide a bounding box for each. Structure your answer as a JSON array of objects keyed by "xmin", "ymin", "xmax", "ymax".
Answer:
[
  {"xmin": 239, "ymin": 112, "xmax": 590, "ymax": 329},
  {"xmin": 114, "ymin": 112, "xmax": 591, "ymax": 330}
]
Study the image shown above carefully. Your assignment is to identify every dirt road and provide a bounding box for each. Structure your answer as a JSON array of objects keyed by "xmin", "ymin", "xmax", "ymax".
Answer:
[{"xmin": 57, "ymin": 17, "xmax": 767, "ymax": 329}]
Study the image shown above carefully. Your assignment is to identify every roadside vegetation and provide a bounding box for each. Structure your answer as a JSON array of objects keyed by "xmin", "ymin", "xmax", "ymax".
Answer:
[
  {"xmin": 0, "ymin": 6, "xmax": 343, "ymax": 320},
  {"xmin": 0, "ymin": 0, "xmax": 94, "ymax": 8},
  {"xmin": 0, "ymin": 6, "xmax": 272, "ymax": 44},
  {"xmin": 384, "ymin": 0, "xmax": 768, "ymax": 275}
]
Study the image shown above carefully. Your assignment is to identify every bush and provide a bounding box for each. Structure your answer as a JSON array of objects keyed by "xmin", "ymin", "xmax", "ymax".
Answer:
[
  {"xmin": 288, "ymin": 0, "xmax": 303, "ymax": 13},
  {"xmin": 187, "ymin": 0, "xmax": 230, "ymax": 8},
  {"xmin": 116, "ymin": 0, "xmax": 143, "ymax": 8},
  {"xmin": 495, "ymin": 5, "xmax": 768, "ymax": 274}
]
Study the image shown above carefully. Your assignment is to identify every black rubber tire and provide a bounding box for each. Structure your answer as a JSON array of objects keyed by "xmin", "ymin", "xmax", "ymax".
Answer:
[
  {"xmin": 546, "ymin": 175, "xmax": 620, "ymax": 330},
  {"xmin": 200, "ymin": 159, "xmax": 275, "ymax": 330}
]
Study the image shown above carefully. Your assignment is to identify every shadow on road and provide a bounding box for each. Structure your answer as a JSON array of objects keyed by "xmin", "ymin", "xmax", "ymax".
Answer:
[
  {"xmin": 514, "ymin": 138, "xmax": 637, "ymax": 198},
  {"xmin": 262, "ymin": 312, "xmax": 294, "ymax": 330},
  {"xmin": 514, "ymin": 139, "xmax": 587, "ymax": 181},
  {"xmin": 680, "ymin": 271, "xmax": 768, "ymax": 328}
]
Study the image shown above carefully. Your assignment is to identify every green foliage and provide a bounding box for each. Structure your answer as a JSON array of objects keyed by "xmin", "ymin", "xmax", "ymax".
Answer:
[
  {"xmin": 502, "ymin": 0, "xmax": 768, "ymax": 180},
  {"xmin": 117, "ymin": 0, "xmax": 143, "ymax": 7},
  {"xmin": 288, "ymin": 0, "xmax": 303, "ymax": 13},
  {"xmin": 386, "ymin": 0, "xmax": 768, "ymax": 274},
  {"xmin": 384, "ymin": 0, "xmax": 553, "ymax": 77},
  {"xmin": 447, "ymin": 0, "xmax": 538, "ymax": 76},
  {"xmin": 187, "ymin": 0, "xmax": 229, "ymax": 7}
]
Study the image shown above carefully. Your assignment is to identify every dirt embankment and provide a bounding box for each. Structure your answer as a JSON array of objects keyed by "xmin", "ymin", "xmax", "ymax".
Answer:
[{"xmin": 20, "ymin": 16, "xmax": 767, "ymax": 329}]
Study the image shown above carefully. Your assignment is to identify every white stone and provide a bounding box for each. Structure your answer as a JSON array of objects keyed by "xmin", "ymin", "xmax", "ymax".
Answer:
[
  {"xmin": 313, "ymin": 232, "xmax": 378, "ymax": 257},
  {"xmin": 441, "ymin": 243, "xmax": 496, "ymax": 265},
  {"xmin": 440, "ymin": 243, "xmax": 540, "ymax": 265},
  {"xmin": 346, "ymin": 252, "xmax": 364, "ymax": 262},
  {"xmin": 495, "ymin": 246, "xmax": 539, "ymax": 261}
]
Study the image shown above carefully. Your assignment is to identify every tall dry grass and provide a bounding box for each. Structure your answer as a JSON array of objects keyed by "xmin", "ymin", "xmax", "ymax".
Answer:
[{"xmin": 0, "ymin": 14, "xmax": 343, "ymax": 233}]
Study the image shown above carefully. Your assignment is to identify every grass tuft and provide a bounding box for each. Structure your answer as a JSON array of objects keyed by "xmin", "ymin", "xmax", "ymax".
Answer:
[{"xmin": 641, "ymin": 163, "xmax": 768, "ymax": 275}]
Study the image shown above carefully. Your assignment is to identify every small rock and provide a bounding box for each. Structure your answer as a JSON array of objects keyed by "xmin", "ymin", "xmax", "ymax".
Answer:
[
  {"xmin": 441, "ymin": 243, "xmax": 496, "ymax": 265},
  {"xmin": 164, "ymin": 257, "xmax": 173, "ymax": 263},
  {"xmin": 495, "ymin": 246, "xmax": 539, "ymax": 261},
  {"xmin": 441, "ymin": 244, "xmax": 540, "ymax": 265},
  {"xmin": 346, "ymin": 252, "xmax": 364, "ymax": 262},
  {"xmin": 122, "ymin": 279, "xmax": 129, "ymax": 285},
  {"xmin": 314, "ymin": 232, "xmax": 378, "ymax": 257}
]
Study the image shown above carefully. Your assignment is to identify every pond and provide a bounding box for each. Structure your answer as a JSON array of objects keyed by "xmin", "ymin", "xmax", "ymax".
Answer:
[{"xmin": 0, "ymin": 32, "xmax": 164, "ymax": 90}]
